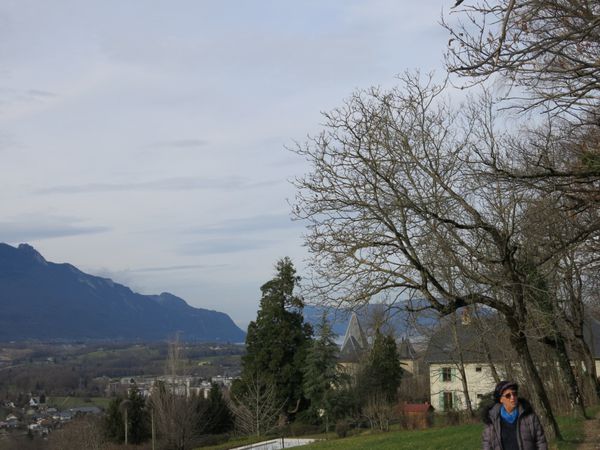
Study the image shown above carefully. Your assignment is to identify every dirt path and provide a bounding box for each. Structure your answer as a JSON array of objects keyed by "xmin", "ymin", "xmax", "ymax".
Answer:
[{"xmin": 577, "ymin": 414, "xmax": 600, "ymax": 449}]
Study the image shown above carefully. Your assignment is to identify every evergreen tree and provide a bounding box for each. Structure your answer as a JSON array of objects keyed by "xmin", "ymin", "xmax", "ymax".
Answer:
[
  {"xmin": 103, "ymin": 386, "xmax": 150, "ymax": 444},
  {"xmin": 205, "ymin": 384, "xmax": 234, "ymax": 434},
  {"xmin": 103, "ymin": 396, "xmax": 124, "ymax": 442},
  {"xmin": 302, "ymin": 313, "xmax": 341, "ymax": 430},
  {"xmin": 127, "ymin": 385, "xmax": 151, "ymax": 444},
  {"xmin": 361, "ymin": 329, "xmax": 403, "ymax": 403},
  {"xmin": 241, "ymin": 257, "xmax": 312, "ymax": 414}
]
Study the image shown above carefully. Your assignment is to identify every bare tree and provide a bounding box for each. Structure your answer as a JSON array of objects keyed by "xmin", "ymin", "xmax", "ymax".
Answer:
[
  {"xmin": 292, "ymin": 73, "xmax": 600, "ymax": 438},
  {"xmin": 150, "ymin": 382, "xmax": 204, "ymax": 450},
  {"xmin": 229, "ymin": 372, "xmax": 284, "ymax": 437},
  {"xmin": 444, "ymin": 0, "xmax": 600, "ymax": 118},
  {"xmin": 363, "ymin": 392, "xmax": 394, "ymax": 431},
  {"xmin": 149, "ymin": 338, "xmax": 207, "ymax": 450},
  {"xmin": 49, "ymin": 416, "xmax": 107, "ymax": 450}
]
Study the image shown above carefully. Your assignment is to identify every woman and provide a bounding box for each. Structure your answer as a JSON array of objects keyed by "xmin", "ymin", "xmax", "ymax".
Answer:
[{"xmin": 482, "ymin": 380, "xmax": 547, "ymax": 450}]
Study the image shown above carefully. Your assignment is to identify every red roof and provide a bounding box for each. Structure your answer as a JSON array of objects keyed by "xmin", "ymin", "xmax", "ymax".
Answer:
[{"xmin": 403, "ymin": 403, "xmax": 433, "ymax": 413}]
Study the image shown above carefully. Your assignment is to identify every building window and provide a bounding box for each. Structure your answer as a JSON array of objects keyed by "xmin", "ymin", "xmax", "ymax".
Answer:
[
  {"xmin": 442, "ymin": 367, "xmax": 452, "ymax": 382},
  {"xmin": 475, "ymin": 367, "xmax": 482, "ymax": 372},
  {"xmin": 443, "ymin": 392, "xmax": 453, "ymax": 411}
]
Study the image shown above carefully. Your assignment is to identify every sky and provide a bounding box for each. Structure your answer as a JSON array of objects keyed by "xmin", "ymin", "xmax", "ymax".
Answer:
[{"xmin": 0, "ymin": 0, "xmax": 453, "ymax": 329}]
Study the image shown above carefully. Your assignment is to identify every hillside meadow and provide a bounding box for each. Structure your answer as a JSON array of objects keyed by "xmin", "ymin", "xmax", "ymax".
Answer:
[{"xmin": 201, "ymin": 407, "xmax": 600, "ymax": 450}]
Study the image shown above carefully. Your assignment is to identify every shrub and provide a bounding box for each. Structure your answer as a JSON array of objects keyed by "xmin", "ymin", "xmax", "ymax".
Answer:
[
  {"xmin": 335, "ymin": 420, "xmax": 349, "ymax": 438},
  {"xmin": 445, "ymin": 410, "xmax": 460, "ymax": 426},
  {"xmin": 288, "ymin": 421, "xmax": 321, "ymax": 436}
]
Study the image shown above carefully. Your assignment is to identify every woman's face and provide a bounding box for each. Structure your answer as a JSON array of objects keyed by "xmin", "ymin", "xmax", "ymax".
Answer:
[{"xmin": 499, "ymin": 389, "xmax": 518, "ymax": 413}]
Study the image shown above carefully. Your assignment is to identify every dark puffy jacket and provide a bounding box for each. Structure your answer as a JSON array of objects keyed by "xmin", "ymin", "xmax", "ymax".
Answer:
[{"xmin": 482, "ymin": 399, "xmax": 548, "ymax": 450}]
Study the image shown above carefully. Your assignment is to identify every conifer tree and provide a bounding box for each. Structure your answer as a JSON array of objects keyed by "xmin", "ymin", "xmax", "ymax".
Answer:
[
  {"xmin": 361, "ymin": 329, "xmax": 403, "ymax": 403},
  {"xmin": 240, "ymin": 257, "xmax": 312, "ymax": 414},
  {"xmin": 103, "ymin": 386, "xmax": 150, "ymax": 444},
  {"xmin": 103, "ymin": 396, "xmax": 124, "ymax": 442},
  {"xmin": 205, "ymin": 384, "xmax": 233, "ymax": 434},
  {"xmin": 127, "ymin": 386, "xmax": 151, "ymax": 444},
  {"xmin": 302, "ymin": 313, "xmax": 340, "ymax": 430}
]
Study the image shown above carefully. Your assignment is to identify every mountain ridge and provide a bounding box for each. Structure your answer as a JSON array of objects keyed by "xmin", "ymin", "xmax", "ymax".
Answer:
[{"xmin": 0, "ymin": 243, "xmax": 246, "ymax": 342}]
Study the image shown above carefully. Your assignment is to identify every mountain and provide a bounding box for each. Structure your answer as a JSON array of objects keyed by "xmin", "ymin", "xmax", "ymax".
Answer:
[{"xmin": 0, "ymin": 243, "xmax": 246, "ymax": 342}]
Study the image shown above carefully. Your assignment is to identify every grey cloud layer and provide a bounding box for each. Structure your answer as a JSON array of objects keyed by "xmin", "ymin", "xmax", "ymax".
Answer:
[
  {"xmin": 145, "ymin": 139, "xmax": 208, "ymax": 149},
  {"xmin": 179, "ymin": 239, "xmax": 273, "ymax": 256},
  {"xmin": 0, "ymin": 87, "xmax": 57, "ymax": 109},
  {"xmin": 130, "ymin": 263, "xmax": 227, "ymax": 273},
  {"xmin": 179, "ymin": 214, "xmax": 303, "ymax": 256},
  {"xmin": 36, "ymin": 176, "xmax": 282, "ymax": 194},
  {"xmin": 187, "ymin": 213, "xmax": 303, "ymax": 235},
  {"xmin": 0, "ymin": 220, "xmax": 109, "ymax": 242}
]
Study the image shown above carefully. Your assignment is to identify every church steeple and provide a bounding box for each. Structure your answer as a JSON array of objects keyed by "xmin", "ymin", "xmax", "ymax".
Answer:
[{"xmin": 339, "ymin": 312, "xmax": 368, "ymax": 362}]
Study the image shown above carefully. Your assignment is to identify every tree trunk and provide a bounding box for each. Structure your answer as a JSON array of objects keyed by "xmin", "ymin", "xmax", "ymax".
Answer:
[
  {"xmin": 482, "ymin": 339, "xmax": 501, "ymax": 384},
  {"xmin": 457, "ymin": 363, "xmax": 475, "ymax": 417},
  {"xmin": 507, "ymin": 317, "xmax": 561, "ymax": 440},
  {"xmin": 545, "ymin": 335, "xmax": 588, "ymax": 418},
  {"xmin": 450, "ymin": 317, "xmax": 475, "ymax": 417},
  {"xmin": 572, "ymin": 318, "xmax": 600, "ymax": 403}
]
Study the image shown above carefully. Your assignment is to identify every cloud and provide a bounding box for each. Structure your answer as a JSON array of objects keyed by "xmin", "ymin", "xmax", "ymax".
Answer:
[
  {"xmin": 145, "ymin": 138, "xmax": 208, "ymax": 149},
  {"xmin": 36, "ymin": 176, "xmax": 283, "ymax": 194},
  {"xmin": 0, "ymin": 218, "xmax": 109, "ymax": 242},
  {"xmin": 0, "ymin": 87, "xmax": 58, "ymax": 106},
  {"xmin": 0, "ymin": 132, "xmax": 22, "ymax": 152},
  {"xmin": 26, "ymin": 89, "xmax": 57, "ymax": 99},
  {"xmin": 179, "ymin": 239, "xmax": 273, "ymax": 256},
  {"xmin": 129, "ymin": 263, "xmax": 228, "ymax": 273},
  {"xmin": 187, "ymin": 213, "xmax": 302, "ymax": 235}
]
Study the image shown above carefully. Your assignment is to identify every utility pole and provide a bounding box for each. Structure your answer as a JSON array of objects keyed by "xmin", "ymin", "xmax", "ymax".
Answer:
[{"xmin": 119, "ymin": 399, "xmax": 131, "ymax": 446}]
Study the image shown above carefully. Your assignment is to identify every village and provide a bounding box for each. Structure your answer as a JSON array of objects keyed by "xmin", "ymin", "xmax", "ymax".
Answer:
[{"xmin": 3, "ymin": 307, "xmax": 599, "ymax": 447}]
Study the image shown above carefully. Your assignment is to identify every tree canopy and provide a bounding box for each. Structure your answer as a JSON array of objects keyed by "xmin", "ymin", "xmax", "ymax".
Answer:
[
  {"xmin": 303, "ymin": 314, "xmax": 342, "ymax": 428},
  {"xmin": 444, "ymin": 0, "xmax": 600, "ymax": 118},
  {"xmin": 241, "ymin": 257, "xmax": 313, "ymax": 414}
]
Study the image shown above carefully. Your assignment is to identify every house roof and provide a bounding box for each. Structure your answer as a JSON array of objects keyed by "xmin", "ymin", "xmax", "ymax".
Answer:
[
  {"xmin": 403, "ymin": 403, "xmax": 434, "ymax": 413},
  {"xmin": 423, "ymin": 317, "xmax": 501, "ymax": 364},
  {"xmin": 424, "ymin": 311, "xmax": 600, "ymax": 364},
  {"xmin": 339, "ymin": 312, "xmax": 369, "ymax": 363}
]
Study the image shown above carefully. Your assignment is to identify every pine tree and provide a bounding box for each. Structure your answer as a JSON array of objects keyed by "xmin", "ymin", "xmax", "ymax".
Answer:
[
  {"xmin": 103, "ymin": 386, "xmax": 150, "ymax": 444},
  {"xmin": 103, "ymin": 396, "xmax": 124, "ymax": 442},
  {"xmin": 205, "ymin": 384, "xmax": 233, "ymax": 434},
  {"xmin": 240, "ymin": 257, "xmax": 312, "ymax": 415},
  {"xmin": 127, "ymin": 385, "xmax": 151, "ymax": 444},
  {"xmin": 361, "ymin": 329, "xmax": 403, "ymax": 403},
  {"xmin": 302, "ymin": 313, "xmax": 341, "ymax": 430}
]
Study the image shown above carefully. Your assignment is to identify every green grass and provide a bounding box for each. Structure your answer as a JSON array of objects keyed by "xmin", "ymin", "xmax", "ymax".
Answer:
[
  {"xmin": 553, "ymin": 405, "xmax": 600, "ymax": 450},
  {"xmin": 46, "ymin": 396, "xmax": 111, "ymax": 410},
  {"xmin": 200, "ymin": 406, "xmax": 600, "ymax": 450},
  {"xmin": 303, "ymin": 424, "xmax": 482, "ymax": 450},
  {"xmin": 198, "ymin": 435, "xmax": 266, "ymax": 450}
]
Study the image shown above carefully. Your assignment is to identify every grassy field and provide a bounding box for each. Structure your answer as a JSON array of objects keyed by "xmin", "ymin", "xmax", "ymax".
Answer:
[
  {"xmin": 303, "ymin": 424, "xmax": 482, "ymax": 450},
  {"xmin": 200, "ymin": 406, "xmax": 600, "ymax": 450},
  {"xmin": 554, "ymin": 405, "xmax": 600, "ymax": 450}
]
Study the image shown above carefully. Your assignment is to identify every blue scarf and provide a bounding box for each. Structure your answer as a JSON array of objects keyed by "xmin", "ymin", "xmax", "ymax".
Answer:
[{"xmin": 500, "ymin": 405, "xmax": 519, "ymax": 424}]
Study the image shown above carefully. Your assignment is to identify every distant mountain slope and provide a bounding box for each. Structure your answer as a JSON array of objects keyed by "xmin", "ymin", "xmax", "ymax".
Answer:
[{"xmin": 0, "ymin": 243, "xmax": 246, "ymax": 342}]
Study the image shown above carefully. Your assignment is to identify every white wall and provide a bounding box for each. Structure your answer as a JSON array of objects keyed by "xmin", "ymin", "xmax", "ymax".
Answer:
[{"xmin": 429, "ymin": 363, "xmax": 500, "ymax": 411}]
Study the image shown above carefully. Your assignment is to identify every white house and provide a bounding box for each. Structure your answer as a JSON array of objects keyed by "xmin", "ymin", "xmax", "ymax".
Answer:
[
  {"xmin": 424, "ymin": 312, "xmax": 600, "ymax": 412},
  {"xmin": 423, "ymin": 314, "xmax": 504, "ymax": 412}
]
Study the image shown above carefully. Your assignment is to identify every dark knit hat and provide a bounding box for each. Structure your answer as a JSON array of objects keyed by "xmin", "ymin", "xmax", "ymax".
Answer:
[{"xmin": 494, "ymin": 380, "xmax": 518, "ymax": 402}]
